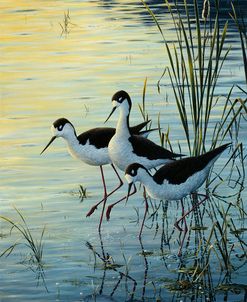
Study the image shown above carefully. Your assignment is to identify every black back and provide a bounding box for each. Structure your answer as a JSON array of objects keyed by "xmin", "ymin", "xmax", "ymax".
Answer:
[
  {"xmin": 78, "ymin": 128, "xmax": 114, "ymax": 149},
  {"xmin": 77, "ymin": 121, "xmax": 150, "ymax": 149},
  {"xmin": 153, "ymin": 144, "xmax": 230, "ymax": 185}
]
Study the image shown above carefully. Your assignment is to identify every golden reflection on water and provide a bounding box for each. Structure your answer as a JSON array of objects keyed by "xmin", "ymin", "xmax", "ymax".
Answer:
[
  {"xmin": 1, "ymin": 0, "xmax": 168, "ymax": 196},
  {"xmin": 1, "ymin": 0, "xmax": 163, "ymax": 123}
]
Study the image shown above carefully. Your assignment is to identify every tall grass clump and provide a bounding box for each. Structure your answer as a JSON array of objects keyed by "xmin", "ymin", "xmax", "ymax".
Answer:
[
  {"xmin": 0, "ymin": 206, "xmax": 45, "ymax": 265},
  {"xmin": 230, "ymin": 2, "xmax": 247, "ymax": 86},
  {"xmin": 141, "ymin": 0, "xmax": 246, "ymax": 156}
]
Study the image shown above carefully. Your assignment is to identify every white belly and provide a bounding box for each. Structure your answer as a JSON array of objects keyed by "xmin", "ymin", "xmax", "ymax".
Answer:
[
  {"xmin": 67, "ymin": 140, "xmax": 111, "ymax": 166},
  {"xmin": 108, "ymin": 135, "xmax": 170, "ymax": 171},
  {"xmin": 146, "ymin": 167, "xmax": 210, "ymax": 201}
]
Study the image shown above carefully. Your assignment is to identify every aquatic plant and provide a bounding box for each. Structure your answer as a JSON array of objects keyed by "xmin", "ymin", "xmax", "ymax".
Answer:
[
  {"xmin": 141, "ymin": 0, "xmax": 246, "ymax": 156},
  {"xmin": 86, "ymin": 240, "xmax": 137, "ymax": 300},
  {"xmin": 79, "ymin": 184, "xmax": 88, "ymax": 201},
  {"xmin": 59, "ymin": 9, "xmax": 76, "ymax": 37},
  {"xmin": 0, "ymin": 206, "xmax": 45, "ymax": 265}
]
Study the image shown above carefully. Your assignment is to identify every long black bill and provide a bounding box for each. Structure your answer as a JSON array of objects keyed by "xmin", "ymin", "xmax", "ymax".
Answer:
[
  {"xmin": 40, "ymin": 136, "xmax": 57, "ymax": 155},
  {"xmin": 126, "ymin": 182, "xmax": 133, "ymax": 203},
  {"xmin": 104, "ymin": 106, "xmax": 117, "ymax": 123}
]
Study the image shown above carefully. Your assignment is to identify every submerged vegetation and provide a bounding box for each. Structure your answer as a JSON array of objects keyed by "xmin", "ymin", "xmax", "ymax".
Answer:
[
  {"xmin": 0, "ymin": 207, "xmax": 47, "ymax": 290},
  {"xmin": 0, "ymin": 206, "xmax": 45, "ymax": 265},
  {"xmin": 135, "ymin": 0, "xmax": 247, "ymax": 300},
  {"xmin": 59, "ymin": 9, "xmax": 76, "ymax": 37},
  {"xmin": 85, "ymin": 217, "xmax": 247, "ymax": 301}
]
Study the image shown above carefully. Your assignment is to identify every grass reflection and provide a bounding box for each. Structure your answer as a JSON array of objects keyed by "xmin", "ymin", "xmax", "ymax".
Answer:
[
  {"xmin": 86, "ymin": 233, "xmax": 137, "ymax": 300},
  {"xmin": 85, "ymin": 187, "xmax": 246, "ymax": 301}
]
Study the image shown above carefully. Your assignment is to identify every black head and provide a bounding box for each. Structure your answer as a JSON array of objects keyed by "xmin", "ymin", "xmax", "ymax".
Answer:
[
  {"xmin": 112, "ymin": 90, "xmax": 131, "ymax": 106},
  {"xmin": 125, "ymin": 163, "xmax": 146, "ymax": 203},
  {"xmin": 125, "ymin": 163, "xmax": 147, "ymax": 176},
  {"xmin": 105, "ymin": 90, "xmax": 132, "ymax": 123},
  {"xmin": 40, "ymin": 118, "xmax": 74, "ymax": 155},
  {"xmin": 53, "ymin": 118, "xmax": 72, "ymax": 132}
]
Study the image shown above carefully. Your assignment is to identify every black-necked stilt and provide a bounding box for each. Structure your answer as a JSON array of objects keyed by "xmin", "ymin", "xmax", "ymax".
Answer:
[
  {"xmin": 124, "ymin": 143, "xmax": 231, "ymax": 239},
  {"xmin": 105, "ymin": 90, "xmax": 184, "ymax": 219},
  {"xmin": 40, "ymin": 117, "xmax": 155, "ymax": 230}
]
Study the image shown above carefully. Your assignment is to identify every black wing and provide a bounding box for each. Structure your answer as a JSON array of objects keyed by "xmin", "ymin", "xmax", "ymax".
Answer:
[
  {"xmin": 77, "ymin": 122, "xmax": 152, "ymax": 149},
  {"xmin": 77, "ymin": 128, "xmax": 114, "ymax": 149},
  {"xmin": 129, "ymin": 135, "xmax": 182, "ymax": 160},
  {"xmin": 129, "ymin": 121, "xmax": 150, "ymax": 134},
  {"xmin": 153, "ymin": 143, "xmax": 230, "ymax": 185}
]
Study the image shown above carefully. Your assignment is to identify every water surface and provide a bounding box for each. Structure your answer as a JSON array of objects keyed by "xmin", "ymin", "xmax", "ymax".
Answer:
[{"xmin": 1, "ymin": 1, "xmax": 246, "ymax": 301}]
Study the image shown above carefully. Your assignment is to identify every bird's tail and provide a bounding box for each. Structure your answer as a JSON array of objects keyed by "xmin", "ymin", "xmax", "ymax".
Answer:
[{"xmin": 139, "ymin": 127, "xmax": 159, "ymax": 138}]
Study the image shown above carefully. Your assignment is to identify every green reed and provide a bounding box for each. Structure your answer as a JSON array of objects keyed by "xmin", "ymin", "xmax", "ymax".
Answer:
[
  {"xmin": 0, "ymin": 206, "xmax": 45, "ymax": 265},
  {"xmin": 138, "ymin": 77, "xmax": 150, "ymax": 127},
  {"xmin": 196, "ymin": 197, "xmax": 247, "ymax": 273},
  {"xmin": 141, "ymin": 0, "xmax": 246, "ymax": 156},
  {"xmin": 139, "ymin": 79, "xmax": 175, "ymax": 151},
  {"xmin": 128, "ymin": 1, "xmax": 246, "ymax": 293},
  {"xmin": 230, "ymin": 2, "xmax": 247, "ymax": 86}
]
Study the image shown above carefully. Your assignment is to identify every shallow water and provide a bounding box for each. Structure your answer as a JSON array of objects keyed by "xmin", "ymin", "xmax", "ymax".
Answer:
[{"xmin": 1, "ymin": 1, "xmax": 247, "ymax": 301}]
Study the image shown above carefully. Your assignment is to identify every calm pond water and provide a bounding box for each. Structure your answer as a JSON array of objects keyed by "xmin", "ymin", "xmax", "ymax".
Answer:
[{"xmin": 1, "ymin": 1, "xmax": 246, "ymax": 301}]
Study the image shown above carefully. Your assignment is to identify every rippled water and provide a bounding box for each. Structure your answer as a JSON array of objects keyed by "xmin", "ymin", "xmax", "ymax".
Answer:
[{"xmin": 1, "ymin": 1, "xmax": 247, "ymax": 301}]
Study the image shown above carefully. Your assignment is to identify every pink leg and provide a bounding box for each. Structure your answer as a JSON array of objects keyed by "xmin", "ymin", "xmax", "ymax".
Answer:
[
  {"xmin": 138, "ymin": 188, "xmax": 149, "ymax": 239},
  {"xmin": 174, "ymin": 193, "xmax": 208, "ymax": 231},
  {"xmin": 98, "ymin": 165, "xmax": 108, "ymax": 232},
  {"xmin": 106, "ymin": 185, "xmax": 137, "ymax": 220},
  {"xmin": 86, "ymin": 164, "xmax": 123, "ymax": 217},
  {"xmin": 178, "ymin": 199, "xmax": 188, "ymax": 256}
]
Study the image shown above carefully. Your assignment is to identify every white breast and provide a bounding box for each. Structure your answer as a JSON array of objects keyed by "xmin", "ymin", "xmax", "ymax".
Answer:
[
  {"xmin": 108, "ymin": 135, "xmax": 171, "ymax": 171},
  {"xmin": 67, "ymin": 139, "xmax": 111, "ymax": 166}
]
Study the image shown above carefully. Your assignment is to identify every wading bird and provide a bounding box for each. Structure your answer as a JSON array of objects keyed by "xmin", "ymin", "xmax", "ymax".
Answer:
[
  {"xmin": 105, "ymin": 90, "xmax": 184, "ymax": 219},
  {"xmin": 124, "ymin": 143, "xmax": 230, "ymax": 243},
  {"xmin": 41, "ymin": 117, "xmax": 156, "ymax": 230}
]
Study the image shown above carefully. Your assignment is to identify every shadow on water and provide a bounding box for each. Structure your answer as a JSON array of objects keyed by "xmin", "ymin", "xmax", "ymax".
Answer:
[
  {"xmin": 84, "ymin": 174, "xmax": 247, "ymax": 301},
  {"xmin": 85, "ymin": 233, "xmax": 137, "ymax": 301},
  {"xmin": 81, "ymin": 138, "xmax": 246, "ymax": 301}
]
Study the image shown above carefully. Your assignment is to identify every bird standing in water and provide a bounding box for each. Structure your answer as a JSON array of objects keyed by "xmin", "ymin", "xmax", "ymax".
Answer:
[
  {"xmin": 41, "ymin": 117, "xmax": 156, "ymax": 231},
  {"xmin": 105, "ymin": 90, "xmax": 184, "ymax": 219},
  {"xmin": 124, "ymin": 143, "xmax": 230, "ymax": 244}
]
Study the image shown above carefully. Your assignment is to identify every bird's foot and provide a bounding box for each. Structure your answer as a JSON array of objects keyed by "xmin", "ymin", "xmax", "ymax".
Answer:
[
  {"xmin": 86, "ymin": 205, "xmax": 97, "ymax": 217},
  {"xmin": 106, "ymin": 205, "xmax": 113, "ymax": 221}
]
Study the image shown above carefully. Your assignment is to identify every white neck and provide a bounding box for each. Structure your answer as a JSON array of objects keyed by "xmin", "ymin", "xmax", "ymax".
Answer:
[
  {"xmin": 63, "ymin": 130, "xmax": 83, "ymax": 161},
  {"xmin": 137, "ymin": 169, "xmax": 158, "ymax": 198},
  {"xmin": 61, "ymin": 128, "xmax": 79, "ymax": 148},
  {"xmin": 115, "ymin": 102, "xmax": 131, "ymax": 138}
]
